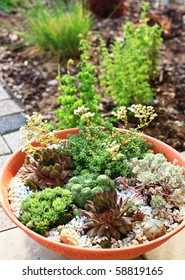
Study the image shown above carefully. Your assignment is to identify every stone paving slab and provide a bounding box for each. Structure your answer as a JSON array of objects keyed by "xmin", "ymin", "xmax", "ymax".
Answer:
[
  {"xmin": 0, "ymin": 155, "xmax": 11, "ymax": 170},
  {"xmin": 0, "ymin": 99, "xmax": 23, "ymax": 117},
  {"xmin": 0, "ymin": 136, "xmax": 11, "ymax": 156},
  {"xmin": 0, "ymin": 227, "xmax": 68, "ymax": 260},
  {"xmin": 0, "ymin": 208, "xmax": 15, "ymax": 232},
  {"xmin": 3, "ymin": 130, "xmax": 25, "ymax": 153},
  {"xmin": 0, "ymin": 113, "xmax": 26, "ymax": 135},
  {"xmin": 0, "ymin": 85, "xmax": 10, "ymax": 101}
]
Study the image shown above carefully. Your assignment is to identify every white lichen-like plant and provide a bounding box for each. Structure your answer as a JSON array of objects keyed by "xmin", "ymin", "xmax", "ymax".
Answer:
[{"xmin": 132, "ymin": 153, "xmax": 185, "ymax": 190}]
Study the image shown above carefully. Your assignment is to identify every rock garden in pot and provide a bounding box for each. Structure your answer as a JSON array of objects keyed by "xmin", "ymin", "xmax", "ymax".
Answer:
[
  {"xmin": 0, "ymin": 107, "xmax": 185, "ymax": 260},
  {"xmin": 1, "ymin": 3, "xmax": 185, "ymax": 259}
]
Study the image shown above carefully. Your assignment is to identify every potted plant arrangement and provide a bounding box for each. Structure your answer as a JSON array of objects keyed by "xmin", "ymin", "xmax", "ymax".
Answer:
[
  {"xmin": 0, "ymin": 106, "xmax": 185, "ymax": 260},
  {"xmin": 0, "ymin": 2, "xmax": 185, "ymax": 260}
]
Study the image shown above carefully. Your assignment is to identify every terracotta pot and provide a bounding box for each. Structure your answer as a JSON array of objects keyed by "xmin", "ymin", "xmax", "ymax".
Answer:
[{"xmin": 0, "ymin": 128, "xmax": 185, "ymax": 260}]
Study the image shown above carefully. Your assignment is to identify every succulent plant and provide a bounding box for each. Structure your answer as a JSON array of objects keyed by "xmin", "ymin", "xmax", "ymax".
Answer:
[
  {"xmin": 82, "ymin": 190, "xmax": 142, "ymax": 240},
  {"xmin": 131, "ymin": 153, "xmax": 185, "ymax": 206},
  {"xmin": 64, "ymin": 173, "xmax": 115, "ymax": 208},
  {"xmin": 21, "ymin": 147, "xmax": 72, "ymax": 190},
  {"xmin": 19, "ymin": 187, "xmax": 73, "ymax": 235}
]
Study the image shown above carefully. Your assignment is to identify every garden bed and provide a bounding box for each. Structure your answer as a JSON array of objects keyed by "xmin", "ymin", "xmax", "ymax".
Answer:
[{"xmin": 0, "ymin": 0, "xmax": 184, "ymax": 151}]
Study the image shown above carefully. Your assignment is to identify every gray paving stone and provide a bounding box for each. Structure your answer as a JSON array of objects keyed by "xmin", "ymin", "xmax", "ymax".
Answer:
[
  {"xmin": 3, "ymin": 130, "xmax": 25, "ymax": 153},
  {"xmin": 0, "ymin": 99, "xmax": 23, "ymax": 117},
  {"xmin": 0, "ymin": 135, "xmax": 11, "ymax": 156},
  {"xmin": 0, "ymin": 113, "xmax": 26, "ymax": 135},
  {"xmin": 0, "ymin": 208, "xmax": 15, "ymax": 231},
  {"xmin": 0, "ymin": 154, "xmax": 11, "ymax": 170},
  {"xmin": 0, "ymin": 227, "xmax": 68, "ymax": 260},
  {"xmin": 0, "ymin": 85, "xmax": 10, "ymax": 101}
]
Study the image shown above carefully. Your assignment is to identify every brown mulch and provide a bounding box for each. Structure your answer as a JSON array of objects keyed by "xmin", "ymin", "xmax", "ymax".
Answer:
[{"xmin": 0, "ymin": 0, "xmax": 185, "ymax": 151}]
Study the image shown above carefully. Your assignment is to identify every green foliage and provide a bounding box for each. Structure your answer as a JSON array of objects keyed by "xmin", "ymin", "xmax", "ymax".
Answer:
[
  {"xmin": 0, "ymin": 0, "xmax": 19, "ymax": 11},
  {"xmin": 98, "ymin": 2, "xmax": 162, "ymax": 107},
  {"xmin": 18, "ymin": 0, "xmax": 93, "ymax": 59},
  {"xmin": 63, "ymin": 124, "xmax": 152, "ymax": 178},
  {"xmin": 128, "ymin": 2, "xmax": 163, "ymax": 79},
  {"xmin": 22, "ymin": 105, "xmax": 156, "ymax": 183},
  {"xmin": 19, "ymin": 187, "xmax": 73, "ymax": 234},
  {"xmin": 64, "ymin": 173, "xmax": 115, "ymax": 208},
  {"xmin": 55, "ymin": 40, "xmax": 102, "ymax": 129},
  {"xmin": 150, "ymin": 195, "xmax": 166, "ymax": 210},
  {"xmin": 54, "ymin": 2, "xmax": 161, "ymax": 127}
]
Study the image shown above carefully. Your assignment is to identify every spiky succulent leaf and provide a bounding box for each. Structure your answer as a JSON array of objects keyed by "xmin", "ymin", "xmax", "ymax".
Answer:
[
  {"xmin": 82, "ymin": 190, "xmax": 141, "ymax": 240},
  {"xmin": 21, "ymin": 147, "xmax": 72, "ymax": 190}
]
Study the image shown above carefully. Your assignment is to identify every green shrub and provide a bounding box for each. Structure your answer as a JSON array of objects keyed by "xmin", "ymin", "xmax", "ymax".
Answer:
[
  {"xmin": 61, "ymin": 104, "xmax": 156, "ymax": 178},
  {"xmin": 98, "ymin": 2, "xmax": 162, "ymax": 107},
  {"xmin": 19, "ymin": 0, "xmax": 93, "ymax": 59},
  {"xmin": 63, "ymin": 124, "xmax": 152, "ymax": 178},
  {"xmin": 55, "ymin": 39, "xmax": 102, "ymax": 129},
  {"xmin": 53, "ymin": 3, "xmax": 161, "ymax": 129},
  {"xmin": 125, "ymin": 2, "xmax": 163, "ymax": 80}
]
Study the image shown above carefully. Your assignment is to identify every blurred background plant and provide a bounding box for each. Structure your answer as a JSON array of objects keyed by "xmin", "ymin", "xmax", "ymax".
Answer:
[
  {"xmin": 17, "ymin": 0, "xmax": 93, "ymax": 60},
  {"xmin": 54, "ymin": 2, "xmax": 163, "ymax": 130},
  {"xmin": 98, "ymin": 2, "xmax": 162, "ymax": 107},
  {"xmin": 55, "ymin": 39, "xmax": 102, "ymax": 129},
  {"xmin": 89, "ymin": 0, "xmax": 127, "ymax": 17},
  {"xmin": 0, "ymin": 0, "xmax": 20, "ymax": 12}
]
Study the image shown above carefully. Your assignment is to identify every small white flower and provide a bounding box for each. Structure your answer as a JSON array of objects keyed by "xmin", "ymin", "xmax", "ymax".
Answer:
[
  {"xmin": 74, "ymin": 106, "xmax": 89, "ymax": 116},
  {"xmin": 81, "ymin": 112, "xmax": 95, "ymax": 120}
]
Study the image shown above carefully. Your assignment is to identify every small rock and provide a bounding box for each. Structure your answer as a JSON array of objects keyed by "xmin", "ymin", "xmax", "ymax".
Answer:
[
  {"xmin": 2, "ymin": 65, "xmax": 9, "ymax": 71},
  {"xmin": 25, "ymin": 104, "xmax": 33, "ymax": 111},
  {"xmin": 60, "ymin": 228, "xmax": 80, "ymax": 246},
  {"xmin": 9, "ymin": 33, "xmax": 19, "ymax": 42},
  {"xmin": 143, "ymin": 218, "xmax": 166, "ymax": 241},
  {"xmin": 47, "ymin": 79, "xmax": 58, "ymax": 86},
  {"xmin": 42, "ymin": 92, "xmax": 49, "ymax": 98}
]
